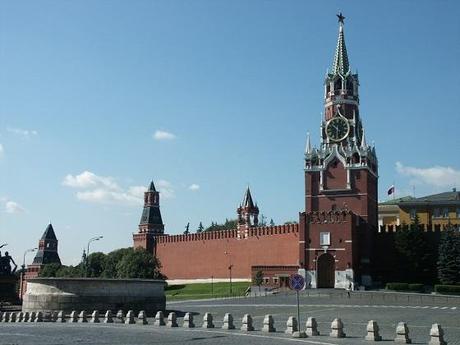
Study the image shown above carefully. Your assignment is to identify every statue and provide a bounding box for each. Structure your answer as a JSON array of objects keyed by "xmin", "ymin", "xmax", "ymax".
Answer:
[{"xmin": 0, "ymin": 251, "xmax": 17, "ymax": 275}]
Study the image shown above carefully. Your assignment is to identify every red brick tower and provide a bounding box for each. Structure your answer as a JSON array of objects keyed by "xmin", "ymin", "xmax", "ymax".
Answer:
[
  {"xmin": 299, "ymin": 14, "xmax": 378, "ymax": 288},
  {"xmin": 133, "ymin": 181, "xmax": 165, "ymax": 254},
  {"xmin": 237, "ymin": 187, "xmax": 259, "ymax": 239}
]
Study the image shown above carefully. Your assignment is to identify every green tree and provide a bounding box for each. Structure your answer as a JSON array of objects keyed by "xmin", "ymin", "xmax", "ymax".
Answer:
[
  {"xmin": 253, "ymin": 270, "xmax": 264, "ymax": 292},
  {"xmin": 39, "ymin": 263, "xmax": 61, "ymax": 277},
  {"xmin": 116, "ymin": 248, "xmax": 164, "ymax": 279},
  {"xmin": 437, "ymin": 226, "xmax": 460, "ymax": 285},
  {"xmin": 86, "ymin": 252, "xmax": 107, "ymax": 278},
  {"xmin": 394, "ymin": 215, "xmax": 432, "ymax": 282},
  {"xmin": 56, "ymin": 264, "xmax": 84, "ymax": 278},
  {"xmin": 101, "ymin": 248, "xmax": 132, "ymax": 278},
  {"xmin": 269, "ymin": 219, "xmax": 275, "ymax": 227},
  {"xmin": 197, "ymin": 222, "xmax": 204, "ymax": 233}
]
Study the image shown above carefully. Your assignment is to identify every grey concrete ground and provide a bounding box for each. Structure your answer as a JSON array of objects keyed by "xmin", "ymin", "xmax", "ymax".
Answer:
[{"xmin": 1, "ymin": 291, "xmax": 459, "ymax": 345}]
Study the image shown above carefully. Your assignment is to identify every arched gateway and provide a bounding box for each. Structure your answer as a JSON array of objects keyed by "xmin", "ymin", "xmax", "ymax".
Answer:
[{"xmin": 317, "ymin": 253, "xmax": 335, "ymax": 288}]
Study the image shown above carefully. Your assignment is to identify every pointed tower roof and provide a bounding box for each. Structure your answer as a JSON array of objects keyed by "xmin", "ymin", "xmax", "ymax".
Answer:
[
  {"xmin": 332, "ymin": 13, "xmax": 350, "ymax": 76},
  {"xmin": 305, "ymin": 132, "xmax": 312, "ymax": 154},
  {"xmin": 360, "ymin": 128, "xmax": 367, "ymax": 149},
  {"xmin": 41, "ymin": 223, "xmax": 57, "ymax": 241},
  {"xmin": 148, "ymin": 180, "xmax": 156, "ymax": 192},
  {"xmin": 242, "ymin": 187, "xmax": 255, "ymax": 209}
]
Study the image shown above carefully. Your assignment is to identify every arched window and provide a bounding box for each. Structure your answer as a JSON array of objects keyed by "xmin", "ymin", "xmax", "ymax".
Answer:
[{"xmin": 334, "ymin": 78, "xmax": 342, "ymax": 91}]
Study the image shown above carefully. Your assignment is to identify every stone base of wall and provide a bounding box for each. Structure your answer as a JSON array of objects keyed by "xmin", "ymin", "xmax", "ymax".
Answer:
[
  {"xmin": 23, "ymin": 278, "xmax": 166, "ymax": 315},
  {"xmin": 305, "ymin": 269, "xmax": 354, "ymax": 289}
]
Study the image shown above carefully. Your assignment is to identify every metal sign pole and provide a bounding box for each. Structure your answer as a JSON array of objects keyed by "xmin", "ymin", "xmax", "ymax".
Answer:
[{"xmin": 296, "ymin": 290, "xmax": 301, "ymax": 333}]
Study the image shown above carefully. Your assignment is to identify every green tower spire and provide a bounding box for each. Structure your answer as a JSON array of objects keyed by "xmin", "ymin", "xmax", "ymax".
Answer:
[{"xmin": 332, "ymin": 13, "xmax": 350, "ymax": 76}]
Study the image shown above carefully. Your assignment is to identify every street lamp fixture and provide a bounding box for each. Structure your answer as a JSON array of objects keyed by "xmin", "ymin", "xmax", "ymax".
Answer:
[
  {"xmin": 86, "ymin": 236, "xmax": 103, "ymax": 277},
  {"xmin": 20, "ymin": 247, "xmax": 37, "ymax": 300},
  {"xmin": 0, "ymin": 243, "xmax": 7, "ymax": 249}
]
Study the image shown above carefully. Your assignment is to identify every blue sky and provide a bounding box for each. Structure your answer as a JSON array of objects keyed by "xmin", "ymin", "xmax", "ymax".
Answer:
[{"xmin": 1, "ymin": 1, "xmax": 459, "ymax": 265}]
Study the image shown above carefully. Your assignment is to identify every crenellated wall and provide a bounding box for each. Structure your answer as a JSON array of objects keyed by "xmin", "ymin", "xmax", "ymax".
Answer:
[{"xmin": 153, "ymin": 224, "xmax": 300, "ymax": 280}]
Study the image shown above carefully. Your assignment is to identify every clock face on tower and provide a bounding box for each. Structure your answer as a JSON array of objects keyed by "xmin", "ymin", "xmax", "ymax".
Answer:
[{"xmin": 326, "ymin": 116, "xmax": 350, "ymax": 142}]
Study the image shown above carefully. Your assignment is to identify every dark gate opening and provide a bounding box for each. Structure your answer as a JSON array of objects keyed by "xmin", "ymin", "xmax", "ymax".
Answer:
[{"xmin": 317, "ymin": 253, "xmax": 335, "ymax": 288}]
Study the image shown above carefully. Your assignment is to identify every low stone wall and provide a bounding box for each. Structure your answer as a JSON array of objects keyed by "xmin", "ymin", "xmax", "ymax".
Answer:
[{"xmin": 22, "ymin": 278, "xmax": 165, "ymax": 314}]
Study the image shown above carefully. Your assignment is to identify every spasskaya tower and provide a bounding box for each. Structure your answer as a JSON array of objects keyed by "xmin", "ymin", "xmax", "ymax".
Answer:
[{"xmin": 299, "ymin": 13, "xmax": 378, "ymax": 288}]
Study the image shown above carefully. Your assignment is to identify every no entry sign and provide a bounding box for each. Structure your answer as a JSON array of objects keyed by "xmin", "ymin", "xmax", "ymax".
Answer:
[{"xmin": 289, "ymin": 273, "xmax": 305, "ymax": 291}]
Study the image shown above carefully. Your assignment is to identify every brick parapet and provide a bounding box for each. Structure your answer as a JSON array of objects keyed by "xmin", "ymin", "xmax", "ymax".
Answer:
[{"xmin": 155, "ymin": 224, "xmax": 299, "ymax": 244}]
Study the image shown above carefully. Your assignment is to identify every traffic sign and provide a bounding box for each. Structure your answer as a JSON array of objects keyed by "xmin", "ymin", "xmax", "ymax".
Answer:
[{"xmin": 289, "ymin": 273, "xmax": 305, "ymax": 291}]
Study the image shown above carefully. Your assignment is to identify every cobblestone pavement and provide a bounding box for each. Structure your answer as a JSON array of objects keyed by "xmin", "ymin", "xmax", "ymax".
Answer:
[{"xmin": 0, "ymin": 291, "xmax": 459, "ymax": 345}]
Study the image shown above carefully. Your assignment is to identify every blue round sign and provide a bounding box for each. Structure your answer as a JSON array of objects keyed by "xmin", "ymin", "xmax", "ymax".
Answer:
[{"xmin": 289, "ymin": 273, "xmax": 305, "ymax": 291}]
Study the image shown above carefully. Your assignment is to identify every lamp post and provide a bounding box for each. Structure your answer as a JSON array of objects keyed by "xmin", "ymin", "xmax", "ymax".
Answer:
[
  {"xmin": 86, "ymin": 236, "xmax": 103, "ymax": 277},
  {"xmin": 228, "ymin": 264, "xmax": 233, "ymax": 295},
  {"xmin": 0, "ymin": 243, "xmax": 7, "ymax": 249},
  {"xmin": 20, "ymin": 247, "xmax": 37, "ymax": 301}
]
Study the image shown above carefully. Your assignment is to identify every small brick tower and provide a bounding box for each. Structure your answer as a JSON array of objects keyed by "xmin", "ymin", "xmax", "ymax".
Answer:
[
  {"xmin": 23, "ymin": 223, "xmax": 62, "ymax": 295},
  {"xmin": 133, "ymin": 181, "xmax": 165, "ymax": 254},
  {"xmin": 237, "ymin": 187, "xmax": 259, "ymax": 239},
  {"xmin": 299, "ymin": 14, "xmax": 378, "ymax": 288}
]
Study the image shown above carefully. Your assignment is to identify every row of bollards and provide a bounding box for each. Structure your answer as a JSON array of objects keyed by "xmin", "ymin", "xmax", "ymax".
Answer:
[{"xmin": 0, "ymin": 310, "xmax": 448, "ymax": 344}]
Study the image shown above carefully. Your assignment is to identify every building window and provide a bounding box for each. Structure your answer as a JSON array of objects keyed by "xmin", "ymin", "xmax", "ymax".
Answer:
[
  {"xmin": 273, "ymin": 277, "xmax": 279, "ymax": 285},
  {"xmin": 457, "ymin": 208, "xmax": 460, "ymax": 218},
  {"xmin": 263, "ymin": 278, "xmax": 270, "ymax": 284},
  {"xmin": 441, "ymin": 207, "xmax": 449, "ymax": 218},
  {"xmin": 433, "ymin": 208, "xmax": 441, "ymax": 218},
  {"xmin": 320, "ymin": 232, "xmax": 331, "ymax": 246},
  {"xmin": 409, "ymin": 209, "xmax": 416, "ymax": 220}
]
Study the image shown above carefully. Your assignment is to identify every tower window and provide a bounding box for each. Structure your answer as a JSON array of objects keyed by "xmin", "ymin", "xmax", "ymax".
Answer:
[
  {"xmin": 320, "ymin": 232, "xmax": 331, "ymax": 246},
  {"xmin": 433, "ymin": 208, "xmax": 441, "ymax": 218},
  {"xmin": 334, "ymin": 78, "xmax": 342, "ymax": 91},
  {"xmin": 409, "ymin": 209, "xmax": 417, "ymax": 220},
  {"xmin": 442, "ymin": 208, "xmax": 449, "ymax": 218}
]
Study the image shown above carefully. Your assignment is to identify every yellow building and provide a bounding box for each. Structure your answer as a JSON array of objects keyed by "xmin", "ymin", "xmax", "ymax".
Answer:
[{"xmin": 398, "ymin": 189, "xmax": 460, "ymax": 229}]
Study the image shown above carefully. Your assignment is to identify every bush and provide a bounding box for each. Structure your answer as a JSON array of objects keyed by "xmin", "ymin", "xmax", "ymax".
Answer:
[
  {"xmin": 386, "ymin": 283, "xmax": 425, "ymax": 292},
  {"xmin": 408, "ymin": 283, "xmax": 424, "ymax": 292},
  {"xmin": 386, "ymin": 282, "xmax": 409, "ymax": 291},
  {"xmin": 434, "ymin": 285, "xmax": 460, "ymax": 295}
]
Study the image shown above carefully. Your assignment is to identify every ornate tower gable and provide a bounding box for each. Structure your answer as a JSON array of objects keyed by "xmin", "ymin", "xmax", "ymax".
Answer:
[
  {"xmin": 32, "ymin": 223, "xmax": 61, "ymax": 266},
  {"xmin": 237, "ymin": 186, "xmax": 259, "ymax": 238},
  {"xmin": 138, "ymin": 181, "xmax": 164, "ymax": 235},
  {"xmin": 305, "ymin": 14, "xmax": 378, "ymax": 199}
]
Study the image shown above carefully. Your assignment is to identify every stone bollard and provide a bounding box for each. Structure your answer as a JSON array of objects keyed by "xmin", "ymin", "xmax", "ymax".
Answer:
[
  {"xmin": 9, "ymin": 313, "xmax": 16, "ymax": 323},
  {"xmin": 29, "ymin": 312, "xmax": 37, "ymax": 322},
  {"xmin": 43, "ymin": 312, "xmax": 52, "ymax": 323},
  {"xmin": 116, "ymin": 310, "xmax": 124, "ymax": 323},
  {"xmin": 365, "ymin": 320, "xmax": 382, "ymax": 341},
  {"xmin": 103, "ymin": 310, "xmax": 113, "ymax": 323},
  {"xmin": 306, "ymin": 317, "xmax": 320, "ymax": 336},
  {"xmin": 56, "ymin": 311, "xmax": 66, "ymax": 323},
  {"xmin": 90, "ymin": 310, "xmax": 100, "ymax": 323},
  {"xmin": 0, "ymin": 311, "xmax": 3, "ymax": 322},
  {"xmin": 429, "ymin": 324, "xmax": 446, "ymax": 345},
  {"xmin": 22, "ymin": 312, "xmax": 30, "ymax": 322},
  {"xmin": 35, "ymin": 312, "xmax": 43, "ymax": 323},
  {"xmin": 16, "ymin": 312, "xmax": 23, "ymax": 322},
  {"xmin": 154, "ymin": 311, "xmax": 165, "ymax": 326},
  {"xmin": 222, "ymin": 313, "xmax": 235, "ymax": 330},
  {"xmin": 330, "ymin": 318, "xmax": 346, "ymax": 338},
  {"xmin": 69, "ymin": 311, "xmax": 78, "ymax": 323},
  {"xmin": 285, "ymin": 316, "xmax": 298, "ymax": 334},
  {"xmin": 202, "ymin": 312, "xmax": 215, "ymax": 328},
  {"xmin": 167, "ymin": 312, "xmax": 178, "ymax": 327},
  {"xmin": 125, "ymin": 310, "xmax": 135, "ymax": 324},
  {"xmin": 183, "ymin": 312, "xmax": 195, "ymax": 328},
  {"xmin": 137, "ymin": 311, "xmax": 148, "ymax": 325},
  {"xmin": 262, "ymin": 314, "xmax": 276, "ymax": 333},
  {"xmin": 51, "ymin": 312, "xmax": 59, "ymax": 322},
  {"xmin": 3, "ymin": 312, "xmax": 10, "ymax": 322},
  {"xmin": 394, "ymin": 322, "xmax": 412, "ymax": 344},
  {"xmin": 78, "ymin": 311, "xmax": 87, "ymax": 323},
  {"xmin": 240, "ymin": 314, "xmax": 254, "ymax": 331}
]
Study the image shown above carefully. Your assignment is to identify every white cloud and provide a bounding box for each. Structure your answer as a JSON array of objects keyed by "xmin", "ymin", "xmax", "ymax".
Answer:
[
  {"xmin": 157, "ymin": 180, "xmax": 175, "ymax": 199},
  {"xmin": 62, "ymin": 171, "xmax": 119, "ymax": 190},
  {"xmin": 5, "ymin": 201, "xmax": 25, "ymax": 214},
  {"xmin": 153, "ymin": 130, "xmax": 176, "ymax": 141},
  {"xmin": 396, "ymin": 162, "xmax": 460, "ymax": 188},
  {"xmin": 188, "ymin": 184, "xmax": 200, "ymax": 191},
  {"xmin": 7, "ymin": 127, "xmax": 38, "ymax": 138},
  {"xmin": 0, "ymin": 144, "xmax": 3, "ymax": 158},
  {"xmin": 63, "ymin": 171, "xmax": 175, "ymax": 205}
]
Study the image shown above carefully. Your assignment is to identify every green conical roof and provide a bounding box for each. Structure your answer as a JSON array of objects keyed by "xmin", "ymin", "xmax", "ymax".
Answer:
[
  {"xmin": 41, "ymin": 223, "xmax": 57, "ymax": 241},
  {"xmin": 148, "ymin": 181, "xmax": 156, "ymax": 192},
  {"xmin": 332, "ymin": 22, "xmax": 350, "ymax": 75}
]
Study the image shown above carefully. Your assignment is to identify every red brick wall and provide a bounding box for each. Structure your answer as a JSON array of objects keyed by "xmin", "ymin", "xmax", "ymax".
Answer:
[{"xmin": 154, "ymin": 225, "xmax": 299, "ymax": 280}]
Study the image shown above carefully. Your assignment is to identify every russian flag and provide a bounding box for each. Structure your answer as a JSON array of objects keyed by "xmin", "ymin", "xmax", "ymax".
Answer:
[{"xmin": 387, "ymin": 185, "xmax": 395, "ymax": 195}]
